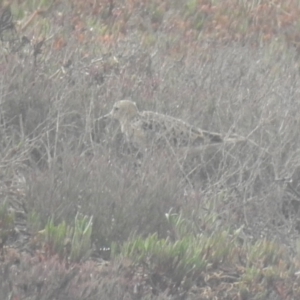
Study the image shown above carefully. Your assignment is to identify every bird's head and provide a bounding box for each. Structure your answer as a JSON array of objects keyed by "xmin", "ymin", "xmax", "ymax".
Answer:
[{"xmin": 105, "ymin": 100, "xmax": 139, "ymax": 123}]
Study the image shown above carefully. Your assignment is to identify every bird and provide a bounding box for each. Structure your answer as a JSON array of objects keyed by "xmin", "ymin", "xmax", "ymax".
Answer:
[{"xmin": 99, "ymin": 100, "xmax": 225, "ymax": 151}]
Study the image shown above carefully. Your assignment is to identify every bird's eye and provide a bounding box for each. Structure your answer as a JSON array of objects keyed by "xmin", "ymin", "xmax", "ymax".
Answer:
[{"xmin": 113, "ymin": 106, "xmax": 119, "ymax": 111}]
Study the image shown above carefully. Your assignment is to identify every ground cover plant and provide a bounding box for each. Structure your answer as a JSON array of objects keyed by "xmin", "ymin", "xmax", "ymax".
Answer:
[{"xmin": 1, "ymin": 0, "xmax": 300, "ymax": 299}]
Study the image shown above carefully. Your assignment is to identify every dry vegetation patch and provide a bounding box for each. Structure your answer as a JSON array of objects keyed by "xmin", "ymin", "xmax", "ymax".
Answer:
[{"xmin": 1, "ymin": 0, "xmax": 300, "ymax": 298}]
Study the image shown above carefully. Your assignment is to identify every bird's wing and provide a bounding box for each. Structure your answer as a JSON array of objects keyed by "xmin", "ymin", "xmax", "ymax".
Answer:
[{"xmin": 139, "ymin": 111, "xmax": 210, "ymax": 147}]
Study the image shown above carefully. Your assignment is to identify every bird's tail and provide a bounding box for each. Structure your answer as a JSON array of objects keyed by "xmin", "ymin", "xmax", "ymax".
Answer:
[{"xmin": 202, "ymin": 130, "xmax": 223, "ymax": 143}]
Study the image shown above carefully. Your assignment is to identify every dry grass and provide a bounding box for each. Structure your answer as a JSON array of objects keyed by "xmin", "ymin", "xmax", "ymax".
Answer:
[{"xmin": 1, "ymin": 0, "xmax": 300, "ymax": 298}]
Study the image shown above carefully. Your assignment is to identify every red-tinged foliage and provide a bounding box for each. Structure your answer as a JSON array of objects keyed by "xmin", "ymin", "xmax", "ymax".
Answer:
[
  {"xmin": 53, "ymin": 37, "xmax": 67, "ymax": 50},
  {"xmin": 9, "ymin": 0, "xmax": 300, "ymax": 53}
]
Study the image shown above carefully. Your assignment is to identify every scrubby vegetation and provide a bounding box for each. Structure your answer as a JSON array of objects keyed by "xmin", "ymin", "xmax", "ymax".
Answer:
[{"xmin": 1, "ymin": 0, "xmax": 300, "ymax": 299}]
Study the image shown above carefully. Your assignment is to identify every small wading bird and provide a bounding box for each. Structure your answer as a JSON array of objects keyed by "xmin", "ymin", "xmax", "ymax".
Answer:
[{"xmin": 99, "ymin": 100, "xmax": 234, "ymax": 151}]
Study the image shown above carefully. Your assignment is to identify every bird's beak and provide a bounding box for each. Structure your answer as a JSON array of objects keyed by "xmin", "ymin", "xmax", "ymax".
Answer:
[{"xmin": 97, "ymin": 112, "xmax": 112, "ymax": 121}]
